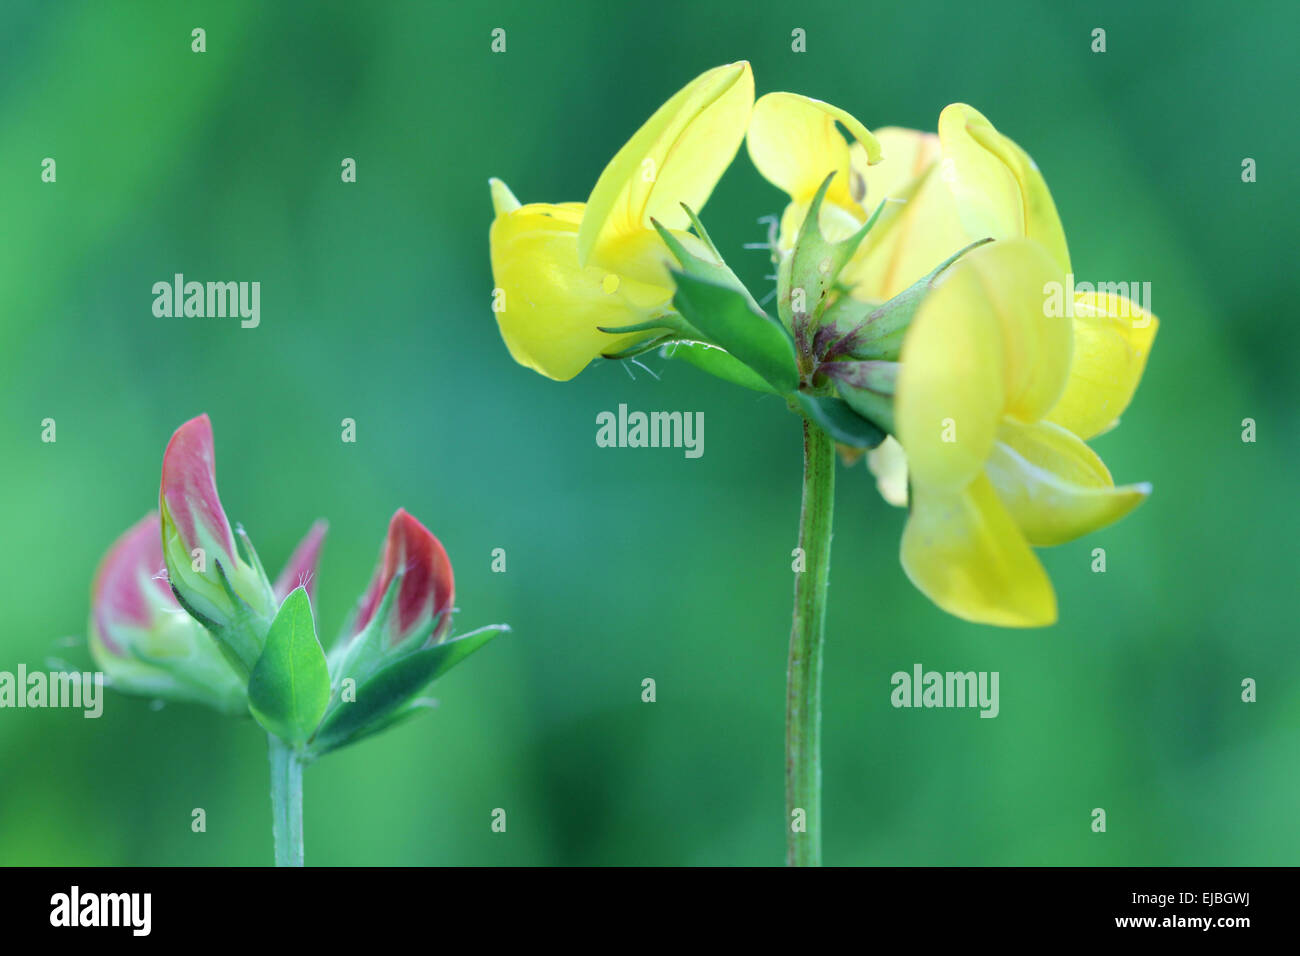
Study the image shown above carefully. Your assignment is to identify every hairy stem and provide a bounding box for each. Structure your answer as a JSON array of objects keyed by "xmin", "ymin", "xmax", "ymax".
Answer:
[{"xmin": 786, "ymin": 419, "xmax": 835, "ymax": 866}]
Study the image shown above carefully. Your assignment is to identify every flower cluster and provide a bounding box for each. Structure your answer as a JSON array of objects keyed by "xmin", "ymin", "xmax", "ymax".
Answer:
[
  {"xmin": 488, "ymin": 63, "xmax": 1157, "ymax": 626},
  {"xmin": 90, "ymin": 414, "xmax": 506, "ymax": 752}
]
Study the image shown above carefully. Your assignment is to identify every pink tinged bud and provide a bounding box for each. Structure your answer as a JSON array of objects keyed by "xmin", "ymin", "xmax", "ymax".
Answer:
[
  {"xmin": 354, "ymin": 509, "xmax": 455, "ymax": 647},
  {"xmin": 159, "ymin": 414, "xmax": 273, "ymax": 629},
  {"xmin": 88, "ymin": 514, "xmax": 247, "ymax": 714},
  {"xmin": 273, "ymin": 520, "xmax": 328, "ymax": 604},
  {"xmin": 91, "ymin": 514, "xmax": 178, "ymax": 658}
]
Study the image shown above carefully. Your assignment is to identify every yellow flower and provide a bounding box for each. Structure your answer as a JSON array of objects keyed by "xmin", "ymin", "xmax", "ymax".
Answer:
[
  {"xmin": 747, "ymin": 97, "xmax": 1069, "ymax": 302},
  {"xmin": 893, "ymin": 239, "xmax": 1157, "ymax": 626},
  {"xmin": 488, "ymin": 62, "xmax": 754, "ymax": 381}
]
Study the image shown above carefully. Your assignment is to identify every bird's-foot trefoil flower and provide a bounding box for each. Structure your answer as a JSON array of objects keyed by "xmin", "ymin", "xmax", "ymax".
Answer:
[
  {"xmin": 312, "ymin": 509, "xmax": 505, "ymax": 757},
  {"xmin": 483, "ymin": 64, "xmax": 1162, "ymax": 864},
  {"xmin": 90, "ymin": 415, "xmax": 511, "ymax": 865}
]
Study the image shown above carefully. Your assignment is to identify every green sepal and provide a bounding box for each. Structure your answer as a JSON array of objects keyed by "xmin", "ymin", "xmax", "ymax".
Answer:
[
  {"xmin": 793, "ymin": 392, "xmax": 886, "ymax": 449},
  {"xmin": 328, "ymin": 570, "xmax": 404, "ymax": 686},
  {"xmin": 246, "ymin": 587, "xmax": 331, "ymax": 745},
  {"xmin": 170, "ymin": 558, "xmax": 265, "ymax": 680},
  {"xmin": 671, "ymin": 271, "xmax": 799, "ymax": 395},
  {"xmin": 597, "ymin": 312, "xmax": 697, "ymax": 339},
  {"xmin": 309, "ymin": 623, "xmax": 509, "ymax": 757},
  {"xmin": 779, "ymin": 172, "xmax": 886, "ymax": 334},
  {"xmin": 660, "ymin": 340, "xmax": 780, "ymax": 394},
  {"xmin": 825, "ymin": 238, "xmax": 993, "ymax": 361},
  {"xmin": 601, "ymin": 333, "xmax": 676, "ymax": 361}
]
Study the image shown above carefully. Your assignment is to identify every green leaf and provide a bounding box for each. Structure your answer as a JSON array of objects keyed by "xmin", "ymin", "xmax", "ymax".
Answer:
[
  {"xmin": 660, "ymin": 340, "xmax": 779, "ymax": 394},
  {"xmin": 671, "ymin": 271, "xmax": 798, "ymax": 394},
  {"xmin": 794, "ymin": 392, "xmax": 886, "ymax": 449},
  {"xmin": 310, "ymin": 624, "xmax": 509, "ymax": 756},
  {"xmin": 247, "ymin": 587, "xmax": 331, "ymax": 745}
]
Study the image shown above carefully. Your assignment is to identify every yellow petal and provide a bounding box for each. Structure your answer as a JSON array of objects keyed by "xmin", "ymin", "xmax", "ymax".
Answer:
[
  {"xmin": 986, "ymin": 421, "xmax": 1151, "ymax": 546},
  {"xmin": 578, "ymin": 62, "xmax": 753, "ymax": 269},
  {"xmin": 896, "ymin": 239, "xmax": 1072, "ymax": 488},
  {"xmin": 746, "ymin": 91, "xmax": 882, "ymax": 213},
  {"xmin": 1046, "ymin": 290, "xmax": 1159, "ymax": 439},
  {"xmin": 489, "ymin": 201, "xmax": 674, "ymax": 381},
  {"xmin": 955, "ymin": 239, "xmax": 1073, "ymax": 423},
  {"xmin": 866, "ymin": 435, "xmax": 909, "ymax": 507},
  {"xmin": 895, "ymin": 247, "xmax": 1005, "ymax": 489},
  {"xmin": 842, "ymin": 148, "xmax": 970, "ymax": 301},
  {"xmin": 901, "ymin": 473, "xmax": 1057, "ymax": 627},
  {"xmin": 938, "ymin": 104, "xmax": 1071, "ymax": 273},
  {"xmin": 855, "ymin": 127, "xmax": 939, "ymax": 203}
]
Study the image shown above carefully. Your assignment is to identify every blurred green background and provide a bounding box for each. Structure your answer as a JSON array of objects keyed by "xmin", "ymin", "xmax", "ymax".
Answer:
[{"xmin": 1, "ymin": 0, "xmax": 1296, "ymax": 866}]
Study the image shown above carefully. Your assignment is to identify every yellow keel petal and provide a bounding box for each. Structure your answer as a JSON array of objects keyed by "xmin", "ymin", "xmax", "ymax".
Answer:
[
  {"xmin": 901, "ymin": 474, "xmax": 1057, "ymax": 627},
  {"xmin": 987, "ymin": 421, "xmax": 1151, "ymax": 546}
]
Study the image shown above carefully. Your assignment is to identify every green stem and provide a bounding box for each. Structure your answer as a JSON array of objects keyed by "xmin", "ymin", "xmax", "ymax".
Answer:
[
  {"xmin": 787, "ymin": 419, "xmax": 835, "ymax": 866},
  {"xmin": 268, "ymin": 734, "xmax": 304, "ymax": 867}
]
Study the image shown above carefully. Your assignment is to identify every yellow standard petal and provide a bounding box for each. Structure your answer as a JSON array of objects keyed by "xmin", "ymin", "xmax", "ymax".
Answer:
[
  {"xmin": 985, "ymin": 420, "xmax": 1151, "ymax": 546},
  {"xmin": 938, "ymin": 104, "xmax": 1071, "ymax": 273},
  {"xmin": 1046, "ymin": 290, "xmax": 1159, "ymax": 440},
  {"xmin": 901, "ymin": 473, "xmax": 1057, "ymax": 627},
  {"xmin": 841, "ymin": 128, "xmax": 970, "ymax": 301},
  {"xmin": 746, "ymin": 91, "xmax": 883, "ymax": 214},
  {"xmin": 578, "ymin": 61, "xmax": 754, "ymax": 270},
  {"xmin": 489, "ymin": 197, "xmax": 675, "ymax": 381}
]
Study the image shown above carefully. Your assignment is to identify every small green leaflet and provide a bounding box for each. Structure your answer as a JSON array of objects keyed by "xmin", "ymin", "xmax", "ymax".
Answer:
[{"xmin": 247, "ymin": 587, "xmax": 331, "ymax": 745}]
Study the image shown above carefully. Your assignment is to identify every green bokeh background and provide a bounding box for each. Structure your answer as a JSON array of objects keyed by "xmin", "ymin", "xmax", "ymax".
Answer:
[{"xmin": 1, "ymin": 0, "xmax": 1296, "ymax": 866}]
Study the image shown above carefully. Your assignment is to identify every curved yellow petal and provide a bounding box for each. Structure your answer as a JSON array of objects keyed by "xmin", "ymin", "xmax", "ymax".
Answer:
[
  {"xmin": 901, "ymin": 473, "xmax": 1057, "ymax": 627},
  {"xmin": 986, "ymin": 421, "xmax": 1151, "ymax": 546},
  {"xmin": 489, "ymin": 200, "xmax": 674, "ymax": 381},
  {"xmin": 953, "ymin": 239, "xmax": 1073, "ymax": 423},
  {"xmin": 867, "ymin": 434, "xmax": 909, "ymax": 507},
  {"xmin": 579, "ymin": 62, "xmax": 753, "ymax": 269},
  {"xmin": 895, "ymin": 252, "xmax": 1005, "ymax": 489},
  {"xmin": 1046, "ymin": 291, "xmax": 1158, "ymax": 440},
  {"xmin": 938, "ymin": 104, "xmax": 1070, "ymax": 273},
  {"xmin": 746, "ymin": 91, "xmax": 882, "ymax": 213}
]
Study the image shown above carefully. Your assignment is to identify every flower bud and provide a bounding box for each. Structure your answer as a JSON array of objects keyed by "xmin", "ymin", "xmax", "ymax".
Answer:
[
  {"xmin": 89, "ymin": 514, "xmax": 247, "ymax": 715},
  {"xmin": 352, "ymin": 509, "xmax": 454, "ymax": 649},
  {"xmin": 159, "ymin": 414, "xmax": 275, "ymax": 674}
]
